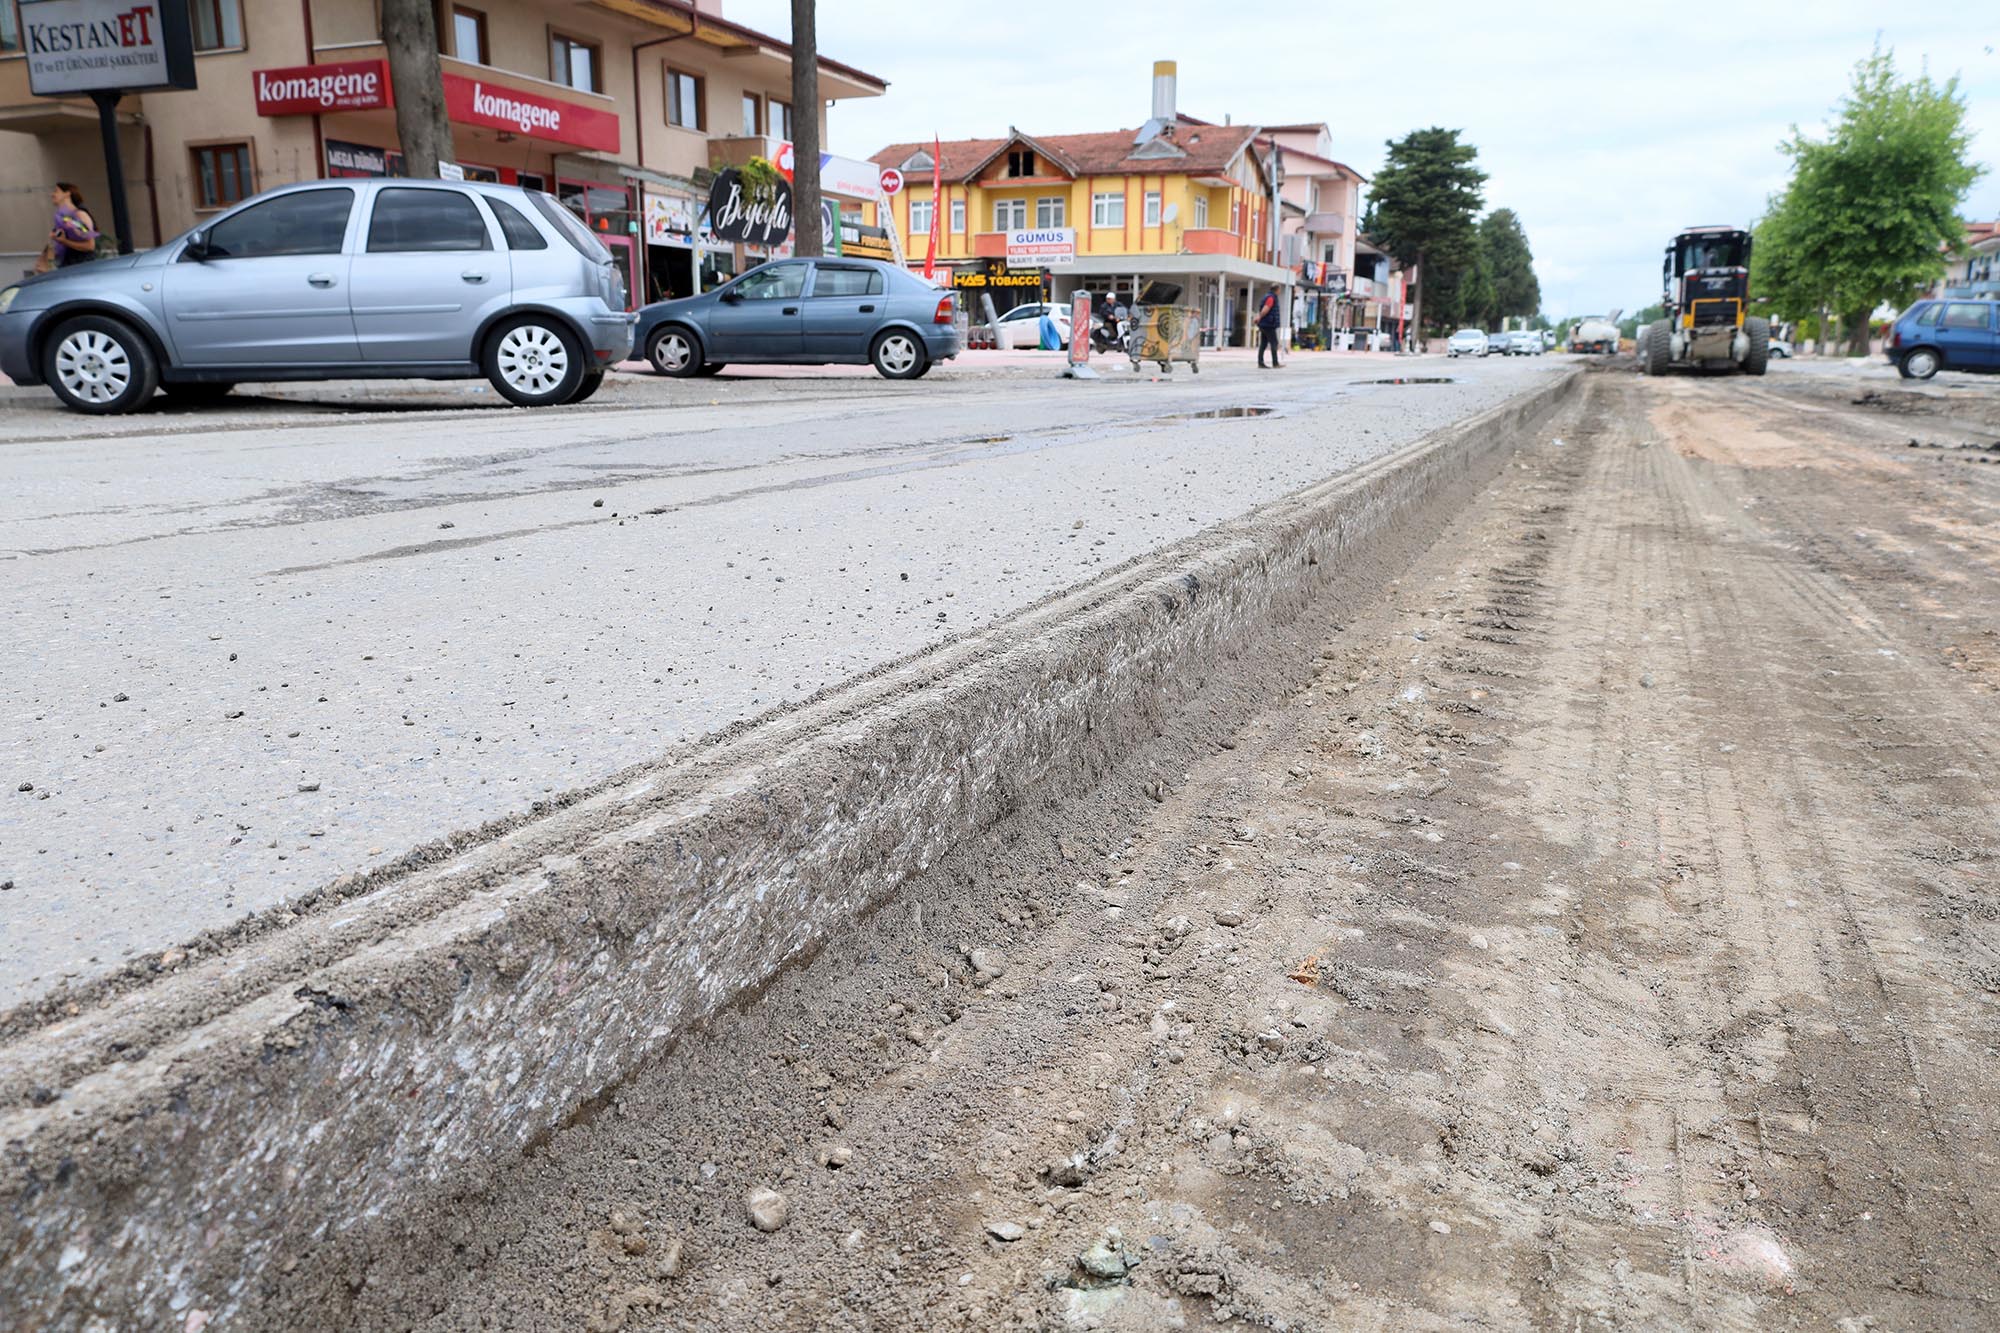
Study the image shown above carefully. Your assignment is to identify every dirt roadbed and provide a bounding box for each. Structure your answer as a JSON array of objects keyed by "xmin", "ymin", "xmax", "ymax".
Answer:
[{"xmin": 273, "ymin": 367, "xmax": 1999, "ymax": 1331}]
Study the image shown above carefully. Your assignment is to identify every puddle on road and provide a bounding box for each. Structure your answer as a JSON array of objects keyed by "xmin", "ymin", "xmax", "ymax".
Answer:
[
  {"xmin": 1153, "ymin": 406, "xmax": 1278, "ymax": 423},
  {"xmin": 1355, "ymin": 378, "xmax": 1456, "ymax": 386}
]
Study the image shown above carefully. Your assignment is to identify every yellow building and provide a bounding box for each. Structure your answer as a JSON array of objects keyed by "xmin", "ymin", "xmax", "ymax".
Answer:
[{"xmin": 872, "ymin": 62, "xmax": 1290, "ymax": 348}]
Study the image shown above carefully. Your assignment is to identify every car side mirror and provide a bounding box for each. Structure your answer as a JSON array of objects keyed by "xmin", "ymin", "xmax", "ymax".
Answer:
[
  {"xmin": 719, "ymin": 290, "xmax": 743, "ymax": 304},
  {"xmin": 183, "ymin": 231, "xmax": 210, "ymax": 262}
]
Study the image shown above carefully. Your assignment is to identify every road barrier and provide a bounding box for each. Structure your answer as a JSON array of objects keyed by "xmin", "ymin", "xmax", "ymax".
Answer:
[{"xmin": 0, "ymin": 369, "xmax": 1580, "ymax": 1326}]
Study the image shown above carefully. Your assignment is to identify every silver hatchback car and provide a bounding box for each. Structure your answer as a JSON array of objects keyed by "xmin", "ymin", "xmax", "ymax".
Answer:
[{"xmin": 0, "ymin": 179, "xmax": 635, "ymax": 413}]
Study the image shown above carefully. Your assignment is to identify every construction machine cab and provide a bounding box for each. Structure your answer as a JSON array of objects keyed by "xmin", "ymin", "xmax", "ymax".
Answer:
[{"xmin": 1642, "ymin": 225, "xmax": 1766, "ymax": 376}]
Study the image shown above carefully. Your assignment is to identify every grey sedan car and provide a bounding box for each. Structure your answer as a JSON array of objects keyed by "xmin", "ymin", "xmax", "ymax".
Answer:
[
  {"xmin": 636, "ymin": 258, "xmax": 960, "ymax": 379},
  {"xmin": 0, "ymin": 179, "xmax": 635, "ymax": 413}
]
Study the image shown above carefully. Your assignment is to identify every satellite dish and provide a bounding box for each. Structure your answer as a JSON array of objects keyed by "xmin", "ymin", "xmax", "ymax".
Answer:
[{"xmin": 1162, "ymin": 204, "xmax": 1179, "ymax": 224}]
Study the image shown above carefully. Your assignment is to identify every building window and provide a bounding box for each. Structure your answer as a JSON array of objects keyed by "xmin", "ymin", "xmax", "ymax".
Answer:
[
  {"xmin": 1144, "ymin": 191, "xmax": 1161, "ymax": 227},
  {"xmin": 518, "ymin": 172, "xmax": 547, "ymax": 194},
  {"xmin": 191, "ymin": 142, "xmax": 254, "ymax": 210},
  {"xmin": 451, "ymin": 7, "xmax": 488, "ymax": 64},
  {"xmin": 740, "ymin": 93, "xmax": 761, "ymax": 137},
  {"xmin": 993, "ymin": 198, "xmax": 1026, "ymax": 231},
  {"xmin": 1035, "ymin": 196, "xmax": 1065, "ymax": 228},
  {"xmin": 1193, "ymin": 195, "xmax": 1208, "ymax": 228},
  {"xmin": 189, "ymin": 0, "xmax": 243, "ymax": 51},
  {"xmin": 1091, "ymin": 192, "xmax": 1124, "ymax": 229},
  {"xmin": 772, "ymin": 100, "xmax": 793, "ymax": 140},
  {"xmin": 1007, "ymin": 150, "xmax": 1034, "ymax": 178},
  {"xmin": 550, "ymin": 32, "xmax": 600, "ymax": 93},
  {"xmin": 667, "ymin": 67, "xmax": 705, "ymax": 130},
  {"xmin": 910, "ymin": 199, "xmax": 933, "ymax": 236},
  {"xmin": 950, "ymin": 199, "xmax": 965, "ymax": 233}
]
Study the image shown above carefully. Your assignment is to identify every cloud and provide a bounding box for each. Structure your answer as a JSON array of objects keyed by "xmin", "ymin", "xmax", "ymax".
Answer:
[{"xmin": 730, "ymin": 1, "xmax": 2000, "ymax": 316}]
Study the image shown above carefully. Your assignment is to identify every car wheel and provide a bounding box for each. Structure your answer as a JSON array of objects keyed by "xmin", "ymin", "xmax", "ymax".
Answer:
[
  {"xmin": 647, "ymin": 325, "xmax": 703, "ymax": 378},
  {"xmin": 569, "ymin": 369, "xmax": 605, "ymax": 404},
  {"xmin": 485, "ymin": 316, "xmax": 584, "ymax": 407},
  {"xmin": 160, "ymin": 381, "xmax": 237, "ymax": 403},
  {"xmin": 43, "ymin": 315, "xmax": 159, "ymax": 414},
  {"xmin": 695, "ymin": 363, "xmax": 725, "ymax": 377},
  {"xmin": 871, "ymin": 329, "xmax": 927, "ymax": 379},
  {"xmin": 1902, "ymin": 347, "xmax": 1941, "ymax": 380}
]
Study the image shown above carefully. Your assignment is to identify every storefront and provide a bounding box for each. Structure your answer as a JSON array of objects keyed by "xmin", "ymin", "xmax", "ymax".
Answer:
[
  {"xmin": 250, "ymin": 57, "xmax": 639, "ymax": 306},
  {"xmin": 952, "ymin": 261, "xmax": 1051, "ymax": 315}
]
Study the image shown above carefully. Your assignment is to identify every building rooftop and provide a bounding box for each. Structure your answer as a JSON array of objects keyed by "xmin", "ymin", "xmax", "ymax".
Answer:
[{"xmin": 873, "ymin": 119, "xmax": 1264, "ymax": 182}]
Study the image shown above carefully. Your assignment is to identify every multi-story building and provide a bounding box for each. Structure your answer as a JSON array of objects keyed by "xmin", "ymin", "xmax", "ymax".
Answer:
[
  {"xmin": 1936, "ymin": 219, "xmax": 1999, "ymax": 300},
  {"xmin": 1259, "ymin": 123, "xmax": 1367, "ymax": 344},
  {"xmin": 871, "ymin": 62, "xmax": 1290, "ymax": 348},
  {"xmin": 0, "ymin": 0, "xmax": 885, "ymax": 305}
]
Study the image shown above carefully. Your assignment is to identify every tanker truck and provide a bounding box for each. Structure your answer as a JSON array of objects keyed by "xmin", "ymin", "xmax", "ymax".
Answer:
[{"xmin": 1568, "ymin": 311, "xmax": 1622, "ymax": 355}]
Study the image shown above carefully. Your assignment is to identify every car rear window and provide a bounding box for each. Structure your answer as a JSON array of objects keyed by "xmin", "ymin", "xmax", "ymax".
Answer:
[
  {"xmin": 1913, "ymin": 303, "xmax": 1942, "ymax": 326},
  {"xmin": 485, "ymin": 196, "xmax": 547, "ymax": 250},
  {"xmin": 367, "ymin": 188, "xmax": 492, "ymax": 252},
  {"xmin": 1941, "ymin": 302, "xmax": 1991, "ymax": 330},
  {"xmin": 527, "ymin": 191, "xmax": 612, "ymax": 262},
  {"xmin": 813, "ymin": 266, "xmax": 884, "ymax": 297}
]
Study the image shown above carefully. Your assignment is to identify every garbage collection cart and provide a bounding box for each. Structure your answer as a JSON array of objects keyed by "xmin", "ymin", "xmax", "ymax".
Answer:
[{"xmin": 1127, "ymin": 280, "xmax": 1201, "ymax": 374}]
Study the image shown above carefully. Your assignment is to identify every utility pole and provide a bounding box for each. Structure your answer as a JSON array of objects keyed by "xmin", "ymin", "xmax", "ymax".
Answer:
[
  {"xmin": 789, "ymin": 0, "xmax": 823, "ymax": 257},
  {"xmin": 382, "ymin": 0, "xmax": 453, "ymax": 177}
]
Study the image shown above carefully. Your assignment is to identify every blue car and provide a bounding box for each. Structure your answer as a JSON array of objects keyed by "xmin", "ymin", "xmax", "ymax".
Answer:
[
  {"xmin": 1888, "ymin": 298, "xmax": 1999, "ymax": 380},
  {"xmin": 635, "ymin": 257, "xmax": 960, "ymax": 380}
]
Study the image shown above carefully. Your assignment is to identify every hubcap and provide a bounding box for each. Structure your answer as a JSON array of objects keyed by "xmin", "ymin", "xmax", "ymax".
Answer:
[
  {"xmin": 878, "ymin": 335, "xmax": 917, "ymax": 374},
  {"xmin": 55, "ymin": 330, "xmax": 131, "ymax": 404},
  {"xmin": 1909, "ymin": 351, "xmax": 1938, "ymax": 376},
  {"xmin": 655, "ymin": 332, "xmax": 691, "ymax": 372},
  {"xmin": 496, "ymin": 324, "xmax": 569, "ymax": 396}
]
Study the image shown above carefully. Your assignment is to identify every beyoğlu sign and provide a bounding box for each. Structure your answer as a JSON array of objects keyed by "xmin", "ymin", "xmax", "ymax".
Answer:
[
  {"xmin": 22, "ymin": 0, "xmax": 197, "ymax": 95},
  {"xmin": 253, "ymin": 59, "xmax": 392, "ymax": 115},
  {"xmin": 443, "ymin": 72, "xmax": 619, "ymax": 153}
]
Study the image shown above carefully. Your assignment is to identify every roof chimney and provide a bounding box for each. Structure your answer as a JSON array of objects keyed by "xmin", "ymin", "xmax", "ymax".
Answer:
[
  {"xmin": 1152, "ymin": 60, "xmax": 1177, "ymax": 122},
  {"xmin": 1137, "ymin": 60, "xmax": 1178, "ymax": 146}
]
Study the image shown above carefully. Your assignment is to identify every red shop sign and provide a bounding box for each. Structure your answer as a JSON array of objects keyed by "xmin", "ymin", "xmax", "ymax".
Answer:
[
  {"xmin": 254, "ymin": 59, "xmax": 393, "ymax": 116},
  {"xmin": 442, "ymin": 72, "xmax": 619, "ymax": 154}
]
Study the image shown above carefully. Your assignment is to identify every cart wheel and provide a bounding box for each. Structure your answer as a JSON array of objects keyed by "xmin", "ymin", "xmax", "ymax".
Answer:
[{"xmin": 1190, "ymin": 361, "xmax": 1200, "ymax": 374}]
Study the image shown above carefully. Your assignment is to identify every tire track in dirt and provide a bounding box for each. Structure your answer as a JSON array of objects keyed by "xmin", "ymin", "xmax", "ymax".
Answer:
[{"xmin": 249, "ymin": 367, "xmax": 1999, "ymax": 1332}]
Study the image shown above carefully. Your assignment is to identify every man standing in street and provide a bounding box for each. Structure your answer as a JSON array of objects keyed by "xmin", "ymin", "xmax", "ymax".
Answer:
[{"xmin": 1256, "ymin": 288, "xmax": 1282, "ymax": 368}]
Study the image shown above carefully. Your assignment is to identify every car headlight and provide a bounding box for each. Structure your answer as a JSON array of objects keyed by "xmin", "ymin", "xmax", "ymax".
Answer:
[{"xmin": 0, "ymin": 285, "xmax": 19, "ymax": 315}]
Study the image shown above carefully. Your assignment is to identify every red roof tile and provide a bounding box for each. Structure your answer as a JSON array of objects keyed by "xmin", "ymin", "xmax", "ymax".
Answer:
[{"xmin": 873, "ymin": 121, "xmax": 1262, "ymax": 183}]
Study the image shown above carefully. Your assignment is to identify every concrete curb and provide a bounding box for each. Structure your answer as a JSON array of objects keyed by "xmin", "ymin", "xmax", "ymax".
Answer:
[{"xmin": 2, "ymin": 370, "xmax": 1577, "ymax": 1326}]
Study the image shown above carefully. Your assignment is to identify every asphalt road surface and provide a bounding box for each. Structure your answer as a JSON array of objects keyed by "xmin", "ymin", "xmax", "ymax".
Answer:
[{"xmin": 1, "ymin": 351, "xmax": 1564, "ymax": 1010}]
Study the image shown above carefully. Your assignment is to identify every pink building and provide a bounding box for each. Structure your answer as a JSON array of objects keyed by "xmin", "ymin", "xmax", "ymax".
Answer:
[{"xmin": 1261, "ymin": 123, "xmax": 1410, "ymax": 345}]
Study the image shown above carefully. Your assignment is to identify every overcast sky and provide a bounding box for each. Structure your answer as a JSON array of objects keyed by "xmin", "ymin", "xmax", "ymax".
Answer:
[{"xmin": 730, "ymin": 1, "xmax": 1999, "ymax": 318}]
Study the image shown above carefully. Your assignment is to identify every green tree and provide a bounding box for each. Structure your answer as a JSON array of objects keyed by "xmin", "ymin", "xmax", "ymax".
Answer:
[
  {"xmin": 1362, "ymin": 128, "xmax": 1486, "ymax": 342},
  {"xmin": 1756, "ymin": 46, "xmax": 1983, "ymax": 353},
  {"xmin": 1619, "ymin": 303, "xmax": 1665, "ymax": 339},
  {"xmin": 1479, "ymin": 209, "xmax": 1541, "ymax": 326}
]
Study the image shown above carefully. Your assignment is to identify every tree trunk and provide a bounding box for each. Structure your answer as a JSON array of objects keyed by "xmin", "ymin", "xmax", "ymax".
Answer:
[
  {"xmin": 788, "ymin": 0, "xmax": 823, "ymax": 257},
  {"xmin": 382, "ymin": 0, "xmax": 452, "ymax": 179},
  {"xmin": 1410, "ymin": 252, "xmax": 1423, "ymax": 352},
  {"xmin": 1844, "ymin": 307, "xmax": 1873, "ymax": 358}
]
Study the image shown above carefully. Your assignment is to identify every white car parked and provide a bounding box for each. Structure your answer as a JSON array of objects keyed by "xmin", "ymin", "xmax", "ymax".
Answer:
[
  {"xmin": 991, "ymin": 302, "xmax": 1072, "ymax": 350},
  {"xmin": 1446, "ymin": 328, "xmax": 1487, "ymax": 357}
]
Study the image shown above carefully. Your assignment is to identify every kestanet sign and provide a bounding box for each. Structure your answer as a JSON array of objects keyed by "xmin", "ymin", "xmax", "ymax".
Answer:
[
  {"xmin": 254, "ymin": 59, "xmax": 391, "ymax": 115},
  {"xmin": 22, "ymin": 0, "xmax": 196, "ymax": 95}
]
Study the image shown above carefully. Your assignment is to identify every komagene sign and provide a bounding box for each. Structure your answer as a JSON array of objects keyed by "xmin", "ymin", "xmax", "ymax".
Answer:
[
  {"xmin": 442, "ymin": 73, "xmax": 619, "ymax": 153},
  {"xmin": 254, "ymin": 59, "xmax": 392, "ymax": 115},
  {"xmin": 22, "ymin": 0, "xmax": 196, "ymax": 95}
]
